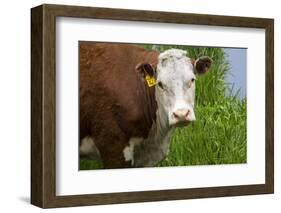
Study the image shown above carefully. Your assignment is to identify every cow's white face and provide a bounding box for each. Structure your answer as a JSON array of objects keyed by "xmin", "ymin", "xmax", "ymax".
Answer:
[
  {"xmin": 136, "ymin": 48, "xmax": 212, "ymax": 127},
  {"xmin": 155, "ymin": 49, "xmax": 197, "ymax": 126}
]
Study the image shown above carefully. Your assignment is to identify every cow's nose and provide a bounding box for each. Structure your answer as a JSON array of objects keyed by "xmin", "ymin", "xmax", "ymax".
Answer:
[{"xmin": 173, "ymin": 109, "xmax": 190, "ymax": 122}]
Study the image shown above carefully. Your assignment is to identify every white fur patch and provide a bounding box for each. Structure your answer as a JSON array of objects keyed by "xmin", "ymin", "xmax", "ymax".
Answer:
[
  {"xmin": 158, "ymin": 49, "xmax": 187, "ymax": 61},
  {"xmin": 123, "ymin": 137, "xmax": 143, "ymax": 165},
  {"xmin": 80, "ymin": 136, "xmax": 100, "ymax": 157}
]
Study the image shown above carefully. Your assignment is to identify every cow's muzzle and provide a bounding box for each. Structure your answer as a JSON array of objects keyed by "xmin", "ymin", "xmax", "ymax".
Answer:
[{"xmin": 171, "ymin": 108, "xmax": 195, "ymax": 126}]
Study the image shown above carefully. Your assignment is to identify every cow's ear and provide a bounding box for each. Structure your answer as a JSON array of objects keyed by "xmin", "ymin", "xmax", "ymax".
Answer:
[
  {"xmin": 136, "ymin": 63, "xmax": 157, "ymax": 87},
  {"xmin": 135, "ymin": 63, "xmax": 156, "ymax": 79},
  {"xmin": 193, "ymin": 56, "xmax": 213, "ymax": 75}
]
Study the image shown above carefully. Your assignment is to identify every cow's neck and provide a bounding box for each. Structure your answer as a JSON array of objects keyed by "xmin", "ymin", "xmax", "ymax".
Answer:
[{"xmin": 133, "ymin": 86, "xmax": 175, "ymax": 167}]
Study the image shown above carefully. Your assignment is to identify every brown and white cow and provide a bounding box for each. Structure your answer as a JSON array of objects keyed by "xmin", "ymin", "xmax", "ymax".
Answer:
[{"xmin": 79, "ymin": 42, "xmax": 212, "ymax": 169}]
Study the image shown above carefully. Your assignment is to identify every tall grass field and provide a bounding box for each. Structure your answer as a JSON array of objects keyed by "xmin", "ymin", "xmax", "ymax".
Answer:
[{"xmin": 80, "ymin": 44, "xmax": 247, "ymax": 170}]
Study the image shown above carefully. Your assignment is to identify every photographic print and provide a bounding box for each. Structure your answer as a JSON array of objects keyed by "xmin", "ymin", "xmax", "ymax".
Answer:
[{"xmin": 79, "ymin": 42, "xmax": 247, "ymax": 169}]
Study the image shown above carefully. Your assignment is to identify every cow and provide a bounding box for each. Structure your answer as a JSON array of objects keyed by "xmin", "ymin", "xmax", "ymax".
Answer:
[{"xmin": 79, "ymin": 42, "xmax": 212, "ymax": 169}]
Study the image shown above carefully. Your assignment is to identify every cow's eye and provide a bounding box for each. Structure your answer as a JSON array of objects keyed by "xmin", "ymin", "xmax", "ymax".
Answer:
[
  {"xmin": 158, "ymin": 81, "xmax": 164, "ymax": 89},
  {"xmin": 187, "ymin": 78, "xmax": 196, "ymax": 88}
]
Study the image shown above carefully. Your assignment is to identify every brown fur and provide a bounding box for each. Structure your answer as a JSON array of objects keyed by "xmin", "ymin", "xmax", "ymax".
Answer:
[{"xmin": 79, "ymin": 42, "xmax": 159, "ymax": 168}]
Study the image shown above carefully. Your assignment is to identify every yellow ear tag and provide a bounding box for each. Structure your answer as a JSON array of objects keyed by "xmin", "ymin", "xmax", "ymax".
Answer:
[{"xmin": 145, "ymin": 75, "xmax": 156, "ymax": 87}]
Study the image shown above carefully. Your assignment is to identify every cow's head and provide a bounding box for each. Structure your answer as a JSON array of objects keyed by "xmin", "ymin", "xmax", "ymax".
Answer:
[{"xmin": 137, "ymin": 49, "xmax": 212, "ymax": 127}]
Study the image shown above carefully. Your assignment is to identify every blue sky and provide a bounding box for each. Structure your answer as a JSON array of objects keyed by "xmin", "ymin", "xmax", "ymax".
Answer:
[{"xmin": 223, "ymin": 48, "xmax": 247, "ymax": 99}]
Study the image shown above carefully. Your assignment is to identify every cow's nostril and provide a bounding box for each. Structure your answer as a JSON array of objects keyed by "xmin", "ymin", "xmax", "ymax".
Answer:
[
  {"xmin": 173, "ymin": 112, "xmax": 179, "ymax": 119},
  {"xmin": 185, "ymin": 110, "xmax": 190, "ymax": 118}
]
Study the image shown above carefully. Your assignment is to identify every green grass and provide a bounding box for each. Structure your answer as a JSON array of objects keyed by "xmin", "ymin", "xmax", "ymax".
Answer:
[
  {"xmin": 79, "ymin": 44, "xmax": 247, "ymax": 170},
  {"xmin": 80, "ymin": 159, "xmax": 103, "ymax": 170},
  {"xmin": 159, "ymin": 98, "xmax": 246, "ymax": 166}
]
